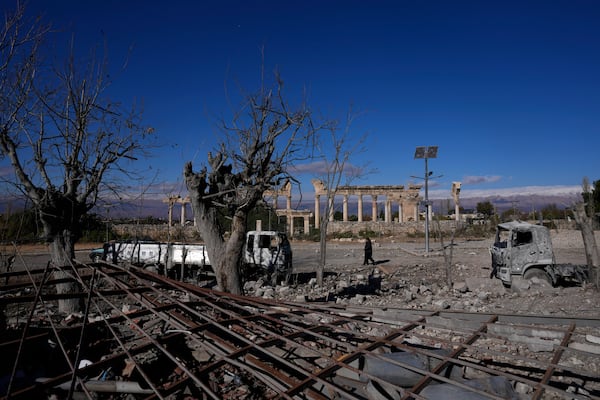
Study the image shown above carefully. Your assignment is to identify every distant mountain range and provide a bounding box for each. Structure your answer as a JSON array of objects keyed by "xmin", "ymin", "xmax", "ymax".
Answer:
[
  {"xmin": 97, "ymin": 189, "xmax": 584, "ymax": 220},
  {"xmin": 0, "ymin": 186, "xmax": 584, "ymax": 220},
  {"xmin": 443, "ymin": 192, "xmax": 582, "ymax": 214}
]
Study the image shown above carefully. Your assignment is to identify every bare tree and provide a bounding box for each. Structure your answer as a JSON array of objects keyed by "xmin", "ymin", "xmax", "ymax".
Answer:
[
  {"xmin": 573, "ymin": 177, "xmax": 599, "ymax": 288},
  {"xmin": 1, "ymin": 4, "xmax": 151, "ymax": 313},
  {"xmin": 314, "ymin": 110, "xmax": 369, "ymax": 285},
  {"xmin": 184, "ymin": 73, "xmax": 316, "ymax": 294},
  {"xmin": 435, "ymin": 218, "xmax": 464, "ymax": 288}
]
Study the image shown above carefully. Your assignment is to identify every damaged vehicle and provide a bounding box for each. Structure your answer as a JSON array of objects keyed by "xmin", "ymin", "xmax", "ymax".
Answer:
[
  {"xmin": 243, "ymin": 230, "xmax": 292, "ymax": 284},
  {"xmin": 89, "ymin": 230, "xmax": 292, "ymax": 283},
  {"xmin": 489, "ymin": 221, "xmax": 588, "ymax": 287}
]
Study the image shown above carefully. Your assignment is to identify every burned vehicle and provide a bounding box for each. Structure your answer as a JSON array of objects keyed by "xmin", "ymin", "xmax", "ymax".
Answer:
[{"xmin": 489, "ymin": 221, "xmax": 588, "ymax": 287}]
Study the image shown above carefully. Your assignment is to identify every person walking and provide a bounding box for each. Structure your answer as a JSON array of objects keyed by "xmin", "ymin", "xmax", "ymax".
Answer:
[{"xmin": 363, "ymin": 237, "xmax": 375, "ymax": 265}]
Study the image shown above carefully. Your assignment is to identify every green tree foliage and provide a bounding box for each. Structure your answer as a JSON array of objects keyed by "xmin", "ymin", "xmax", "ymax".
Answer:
[
  {"xmin": 247, "ymin": 204, "xmax": 284, "ymax": 232},
  {"xmin": 0, "ymin": 209, "xmax": 107, "ymax": 243},
  {"xmin": 333, "ymin": 210, "xmax": 343, "ymax": 221},
  {"xmin": 476, "ymin": 201, "xmax": 495, "ymax": 217},
  {"xmin": 0, "ymin": 208, "xmax": 39, "ymax": 243},
  {"xmin": 540, "ymin": 204, "xmax": 563, "ymax": 220},
  {"xmin": 78, "ymin": 214, "xmax": 109, "ymax": 243}
]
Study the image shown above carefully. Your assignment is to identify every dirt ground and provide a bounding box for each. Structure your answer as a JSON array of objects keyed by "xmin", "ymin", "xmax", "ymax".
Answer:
[
  {"xmin": 5, "ymin": 230, "xmax": 600, "ymax": 319},
  {"xmin": 264, "ymin": 229, "xmax": 600, "ymax": 319}
]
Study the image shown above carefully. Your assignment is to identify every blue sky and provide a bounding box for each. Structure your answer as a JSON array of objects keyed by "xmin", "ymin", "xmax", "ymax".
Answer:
[{"xmin": 13, "ymin": 1, "xmax": 600, "ymax": 203}]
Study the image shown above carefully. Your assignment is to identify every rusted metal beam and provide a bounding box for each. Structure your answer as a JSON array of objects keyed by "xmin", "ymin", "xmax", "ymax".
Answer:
[{"xmin": 2, "ymin": 261, "xmax": 600, "ymax": 400}]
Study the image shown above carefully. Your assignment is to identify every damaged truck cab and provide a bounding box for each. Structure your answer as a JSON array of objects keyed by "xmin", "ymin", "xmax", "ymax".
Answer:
[
  {"xmin": 490, "ymin": 221, "xmax": 588, "ymax": 287},
  {"xmin": 244, "ymin": 230, "xmax": 292, "ymax": 284}
]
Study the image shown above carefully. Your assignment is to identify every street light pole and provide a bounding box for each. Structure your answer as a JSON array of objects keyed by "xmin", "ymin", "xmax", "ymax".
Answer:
[
  {"xmin": 424, "ymin": 156, "xmax": 430, "ymax": 253},
  {"xmin": 414, "ymin": 146, "xmax": 438, "ymax": 254}
]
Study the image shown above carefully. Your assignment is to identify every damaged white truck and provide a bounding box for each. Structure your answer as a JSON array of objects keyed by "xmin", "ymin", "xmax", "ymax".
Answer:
[
  {"xmin": 89, "ymin": 230, "xmax": 292, "ymax": 283},
  {"xmin": 489, "ymin": 221, "xmax": 588, "ymax": 287}
]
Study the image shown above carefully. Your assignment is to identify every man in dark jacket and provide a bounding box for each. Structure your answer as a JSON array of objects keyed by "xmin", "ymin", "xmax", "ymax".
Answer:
[{"xmin": 363, "ymin": 237, "xmax": 375, "ymax": 265}]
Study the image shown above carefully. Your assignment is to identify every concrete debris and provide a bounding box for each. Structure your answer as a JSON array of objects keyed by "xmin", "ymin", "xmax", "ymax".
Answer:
[
  {"xmin": 2, "ymin": 252, "xmax": 600, "ymax": 399},
  {"xmin": 420, "ymin": 376, "xmax": 519, "ymax": 400},
  {"xmin": 361, "ymin": 349, "xmax": 461, "ymax": 387},
  {"xmin": 587, "ymin": 334, "xmax": 600, "ymax": 345},
  {"xmin": 569, "ymin": 341, "xmax": 600, "ymax": 355}
]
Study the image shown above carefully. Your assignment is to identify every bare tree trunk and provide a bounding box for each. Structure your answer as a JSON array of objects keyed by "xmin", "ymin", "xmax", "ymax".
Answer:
[
  {"xmin": 47, "ymin": 228, "xmax": 81, "ymax": 314},
  {"xmin": 186, "ymin": 165, "xmax": 244, "ymax": 294},
  {"xmin": 436, "ymin": 220, "xmax": 457, "ymax": 288},
  {"xmin": 221, "ymin": 212, "xmax": 246, "ymax": 294},
  {"xmin": 317, "ymin": 219, "xmax": 328, "ymax": 286},
  {"xmin": 573, "ymin": 203, "xmax": 600, "ymax": 287}
]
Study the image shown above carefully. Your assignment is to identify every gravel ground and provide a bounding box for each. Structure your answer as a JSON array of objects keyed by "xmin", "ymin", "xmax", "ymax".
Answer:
[
  {"xmin": 253, "ymin": 229, "xmax": 600, "ymax": 319},
  {"xmin": 5, "ymin": 229, "xmax": 599, "ymax": 319}
]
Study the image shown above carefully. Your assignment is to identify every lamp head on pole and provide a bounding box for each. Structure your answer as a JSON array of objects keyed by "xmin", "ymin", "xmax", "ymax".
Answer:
[{"xmin": 414, "ymin": 146, "xmax": 438, "ymax": 159}]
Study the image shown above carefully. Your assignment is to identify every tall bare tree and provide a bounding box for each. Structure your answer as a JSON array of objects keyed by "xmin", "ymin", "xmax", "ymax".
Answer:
[
  {"xmin": 1, "ymin": 4, "xmax": 151, "ymax": 313},
  {"xmin": 574, "ymin": 177, "xmax": 599, "ymax": 288},
  {"xmin": 184, "ymin": 73, "xmax": 316, "ymax": 294},
  {"xmin": 314, "ymin": 110, "xmax": 369, "ymax": 285}
]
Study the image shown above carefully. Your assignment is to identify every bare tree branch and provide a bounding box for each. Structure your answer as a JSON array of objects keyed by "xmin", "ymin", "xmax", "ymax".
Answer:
[
  {"xmin": 1, "ymin": 3, "xmax": 153, "ymax": 313},
  {"xmin": 186, "ymin": 70, "xmax": 318, "ymax": 293},
  {"xmin": 314, "ymin": 106, "xmax": 371, "ymax": 284}
]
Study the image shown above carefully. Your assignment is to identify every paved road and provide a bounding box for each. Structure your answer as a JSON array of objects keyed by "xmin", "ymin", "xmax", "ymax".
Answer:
[{"xmin": 5, "ymin": 247, "xmax": 97, "ymax": 273}]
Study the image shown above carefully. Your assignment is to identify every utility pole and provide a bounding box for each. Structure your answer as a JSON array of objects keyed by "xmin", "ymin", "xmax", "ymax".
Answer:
[{"xmin": 413, "ymin": 146, "xmax": 439, "ymax": 254}]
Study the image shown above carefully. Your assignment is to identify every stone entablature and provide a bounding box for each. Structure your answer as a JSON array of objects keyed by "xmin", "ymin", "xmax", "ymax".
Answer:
[
  {"xmin": 265, "ymin": 180, "xmax": 313, "ymax": 236},
  {"xmin": 163, "ymin": 196, "xmax": 191, "ymax": 227},
  {"xmin": 311, "ymin": 179, "xmax": 422, "ymax": 228}
]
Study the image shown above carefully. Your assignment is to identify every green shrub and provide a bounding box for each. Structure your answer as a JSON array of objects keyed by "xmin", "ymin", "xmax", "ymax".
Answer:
[
  {"xmin": 358, "ymin": 229, "xmax": 377, "ymax": 238},
  {"xmin": 332, "ymin": 231, "xmax": 354, "ymax": 239}
]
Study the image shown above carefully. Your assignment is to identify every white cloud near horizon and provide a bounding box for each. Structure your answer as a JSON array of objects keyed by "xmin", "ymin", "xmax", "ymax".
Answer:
[
  {"xmin": 462, "ymin": 175, "xmax": 502, "ymax": 185},
  {"xmin": 289, "ymin": 161, "xmax": 329, "ymax": 175},
  {"xmin": 96, "ymin": 179, "xmax": 584, "ymax": 205},
  {"xmin": 428, "ymin": 185, "xmax": 582, "ymax": 199},
  {"xmin": 290, "ymin": 161, "xmax": 364, "ymax": 178}
]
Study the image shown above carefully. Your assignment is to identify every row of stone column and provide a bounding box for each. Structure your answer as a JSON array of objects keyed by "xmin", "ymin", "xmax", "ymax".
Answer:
[
  {"xmin": 163, "ymin": 181, "xmax": 462, "ymax": 231},
  {"xmin": 313, "ymin": 194, "xmax": 419, "ymax": 228},
  {"xmin": 163, "ymin": 196, "xmax": 192, "ymax": 227}
]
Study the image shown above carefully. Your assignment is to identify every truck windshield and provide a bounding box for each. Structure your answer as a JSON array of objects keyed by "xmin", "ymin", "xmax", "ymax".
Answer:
[{"xmin": 513, "ymin": 231, "xmax": 533, "ymax": 246}]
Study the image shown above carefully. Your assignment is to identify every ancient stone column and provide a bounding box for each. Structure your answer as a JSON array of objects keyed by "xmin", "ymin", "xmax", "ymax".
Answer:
[
  {"xmin": 314, "ymin": 194, "xmax": 320, "ymax": 229},
  {"xmin": 358, "ymin": 194, "xmax": 363, "ymax": 222},
  {"xmin": 343, "ymin": 195, "xmax": 348, "ymax": 222},
  {"xmin": 385, "ymin": 198, "xmax": 391, "ymax": 223},
  {"xmin": 180, "ymin": 203, "xmax": 186, "ymax": 226},
  {"xmin": 452, "ymin": 181, "xmax": 461, "ymax": 222},
  {"xmin": 303, "ymin": 215, "xmax": 310, "ymax": 233},
  {"xmin": 328, "ymin": 196, "xmax": 334, "ymax": 222},
  {"xmin": 371, "ymin": 195, "xmax": 378, "ymax": 222}
]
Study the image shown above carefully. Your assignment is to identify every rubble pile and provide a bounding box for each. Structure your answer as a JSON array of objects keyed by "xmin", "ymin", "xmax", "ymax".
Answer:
[
  {"xmin": 1, "ymin": 259, "xmax": 599, "ymax": 399},
  {"xmin": 260, "ymin": 238, "xmax": 600, "ymax": 319},
  {"xmin": 246, "ymin": 264, "xmax": 598, "ymax": 319}
]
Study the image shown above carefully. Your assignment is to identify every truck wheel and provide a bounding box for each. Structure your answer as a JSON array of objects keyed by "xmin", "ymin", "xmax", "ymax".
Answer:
[{"xmin": 523, "ymin": 268, "xmax": 552, "ymax": 286}]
